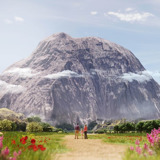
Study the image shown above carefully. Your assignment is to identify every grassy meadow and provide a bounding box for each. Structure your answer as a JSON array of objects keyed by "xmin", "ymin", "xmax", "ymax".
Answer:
[{"xmin": 1, "ymin": 131, "xmax": 160, "ymax": 160}]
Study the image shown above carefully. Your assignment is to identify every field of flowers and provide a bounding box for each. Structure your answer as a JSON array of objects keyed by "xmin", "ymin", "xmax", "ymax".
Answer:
[{"xmin": 0, "ymin": 132, "xmax": 67, "ymax": 160}]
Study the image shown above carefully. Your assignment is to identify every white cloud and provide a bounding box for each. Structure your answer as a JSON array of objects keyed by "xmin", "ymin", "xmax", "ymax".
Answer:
[
  {"xmin": 2, "ymin": 68, "xmax": 39, "ymax": 78},
  {"xmin": 107, "ymin": 11, "xmax": 153, "ymax": 22},
  {"xmin": 90, "ymin": 11, "xmax": 98, "ymax": 15},
  {"xmin": 121, "ymin": 71, "xmax": 152, "ymax": 83},
  {"xmin": 125, "ymin": 8, "xmax": 134, "ymax": 12},
  {"xmin": 4, "ymin": 19, "xmax": 13, "ymax": 24},
  {"xmin": 14, "ymin": 16, "xmax": 24, "ymax": 22},
  {"xmin": 0, "ymin": 80, "xmax": 25, "ymax": 94},
  {"xmin": 45, "ymin": 70, "xmax": 83, "ymax": 79}
]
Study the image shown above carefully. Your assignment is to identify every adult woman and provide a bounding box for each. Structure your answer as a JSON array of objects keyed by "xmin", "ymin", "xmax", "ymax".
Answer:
[{"xmin": 84, "ymin": 124, "xmax": 88, "ymax": 139}]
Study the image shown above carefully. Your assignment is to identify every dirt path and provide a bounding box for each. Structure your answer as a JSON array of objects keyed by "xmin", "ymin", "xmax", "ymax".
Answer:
[{"xmin": 54, "ymin": 135, "xmax": 128, "ymax": 160}]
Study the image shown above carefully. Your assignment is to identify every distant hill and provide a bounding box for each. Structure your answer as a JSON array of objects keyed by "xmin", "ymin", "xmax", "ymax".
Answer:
[{"xmin": 0, "ymin": 108, "xmax": 25, "ymax": 122}]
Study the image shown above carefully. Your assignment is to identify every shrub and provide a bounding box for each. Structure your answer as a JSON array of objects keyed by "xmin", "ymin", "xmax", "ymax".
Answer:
[
  {"xmin": 26, "ymin": 122, "xmax": 43, "ymax": 132},
  {"xmin": 27, "ymin": 116, "xmax": 41, "ymax": 122},
  {"xmin": 19, "ymin": 122, "xmax": 27, "ymax": 131},
  {"xmin": 56, "ymin": 123, "xmax": 74, "ymax": 131},
  {"xmin": 0, "ymin": 119, "xmax": 12, "ymax": 131},
  {"xmin": 40, "ymin": 122, "xmax": 52, "ymax": 132},
  {"xmin": 95, "ymin": 129, "xmax": 106, "ymax": 134},
  {"xmin": 11, "ymin": 122, "xmax": 17, "ymax": 131}
]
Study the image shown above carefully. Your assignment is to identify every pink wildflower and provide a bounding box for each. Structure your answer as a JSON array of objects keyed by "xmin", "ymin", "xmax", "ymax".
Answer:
[
  {"xmin": 135, "ymin": 139, "xmax": 140, "ymax": 145},
  {"xmin": 130, "ymin": 146, "xmax": 134, "ymax": 151},
  {"xmin": 143, "ymin": 143, "xmax": 149, "ymax": 150},
  {"xmin": 136, "ymin": 146, "xmax": 142, "ymax": 155},
  {"xmin": 0, "ymin": 141, "xmax": 3, "ymax": 149},
  {"xmin": 2, "ymin": 147, "xmax": 10, "ymax": 156},
  {"xmin": 148, "ymin": 149, "xmax": 153, "ymax": 156}
]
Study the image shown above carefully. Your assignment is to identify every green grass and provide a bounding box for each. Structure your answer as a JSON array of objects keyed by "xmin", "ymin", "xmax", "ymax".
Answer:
[
  {"xmin": 1, "ymin": 132, "xmax": 68, "ymax": 160},
  {"xmin": 88, "ymin": 133, "xmax": 147, "ymax": 145}
]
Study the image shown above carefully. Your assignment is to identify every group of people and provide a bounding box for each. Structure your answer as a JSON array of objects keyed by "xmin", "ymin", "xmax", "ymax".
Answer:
[{"xmin": 74, "ymin": 123, "xmax": 88, "ymax": 139}]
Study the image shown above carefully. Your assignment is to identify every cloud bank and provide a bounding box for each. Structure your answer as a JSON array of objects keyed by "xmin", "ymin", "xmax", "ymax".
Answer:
[
  {"xmin": 45, "ymin": 70, "xmax": 84, "ymax": 79},
  {"xmin": 2, "ymin": 68, "xmax": 40, "ymax": 78},
  {"xmin": 121, "ymin": 71, "xmax": 152, "ymax": 83},
  {"xmin": 0, "ymin": 80, "xmax": 25, "ymax": 94}
]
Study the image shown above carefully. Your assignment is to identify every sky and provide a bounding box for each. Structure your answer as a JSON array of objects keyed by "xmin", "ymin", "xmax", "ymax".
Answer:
[{"xmin": 0, "ymin": 0, "xmax": 160, "ymax": 83}]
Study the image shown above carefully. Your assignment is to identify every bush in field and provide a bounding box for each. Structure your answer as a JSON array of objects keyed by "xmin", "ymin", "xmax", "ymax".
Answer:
[
  {"xmin": 27, "ymin": 116, "xmax": 41, "ymax": 122},
  {"xmin": 26, "ymin": 122, "xmax": 43, "ymax": 132},
  {"xmin": 11, "ymin": 122, "xmax": 17, "ymax": 131},
  {"xmin": 95, "ymin": 129, "xmax": 106, "ymax": 134},
  {"xmin": 19, "ymin": 122, "xmax": 27, "ymax": 131},
  {"xmin": 40, "ymin": 122, "xmax": 52, "ymax": 132},
  {"xmin": 56, "ymin": 123, "xmax": 74, "ymax": 131},
  {"xmin": 0, "ymin": 119, "xmax": 12, "ymax": 131}
]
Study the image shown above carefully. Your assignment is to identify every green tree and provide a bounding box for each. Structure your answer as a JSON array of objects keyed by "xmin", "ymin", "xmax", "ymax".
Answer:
[
  {"xmin": 125, "ymin": 122, "xmax": 135, "ymax": 132},
  {"xmin": 114, "ymin": 125, "xmax": 119, "ymax": 133},
  {"xmin": 56, "ymin": 123, "xmax": 74, "ymax": 131},
  {"xmin": 119, "ymin": 124, "xmax": 127, "ymax": 133},
  {"xmin": 135, "ymin": 121, "xmax": 144, "ymax": 133},
  {"xmin": 27, "ymin": 116, "xmax": 41, "ymax": 122},
  {"xmin": 26, "ymin": 122, "xmax": 43, "ymax": 132},
  {"xmin": 0, "ymin": 119, "xmax": 12, "ymax": 131},
  {"xmin": 40, "ymin": 122, "xmax": 51, "ymax": 132},
  {"xmin": 11, "ymin": 122, "xmax": 17, "ymax": 131}
]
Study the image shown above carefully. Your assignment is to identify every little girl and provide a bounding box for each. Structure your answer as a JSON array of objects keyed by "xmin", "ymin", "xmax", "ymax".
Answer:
[{"xmin": 81, "ymin": 128, "xmax": 84, "ymax": 139}]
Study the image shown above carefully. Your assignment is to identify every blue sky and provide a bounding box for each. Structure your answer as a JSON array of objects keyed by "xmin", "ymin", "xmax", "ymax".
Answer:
[{"xmin": 0, "ymin": 0, "xmax": 160, "ymax": 83}]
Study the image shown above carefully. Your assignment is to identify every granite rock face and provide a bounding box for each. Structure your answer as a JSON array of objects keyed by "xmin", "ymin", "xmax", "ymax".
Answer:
[{"xmin": 0, "ymin": 32, "xmax": 160, "ymax": 125}]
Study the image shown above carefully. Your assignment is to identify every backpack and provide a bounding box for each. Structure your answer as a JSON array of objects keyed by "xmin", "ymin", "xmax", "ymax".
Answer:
[{"xmin": 75, "ymin": 125, "xmax": 80, "ymax": 130}]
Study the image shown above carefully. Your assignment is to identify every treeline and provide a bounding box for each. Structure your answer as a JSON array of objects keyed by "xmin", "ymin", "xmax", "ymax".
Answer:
[
  {"xmin": 114, "ymin": 119, "xmax": 160, "ymax": 133},
  {"xmin": 0, "ymin": 116, "xmax": 62, "ymax": 132}
]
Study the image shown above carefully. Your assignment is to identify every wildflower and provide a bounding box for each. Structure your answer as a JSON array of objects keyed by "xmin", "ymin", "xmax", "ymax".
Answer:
[
  {"xmin": 13, "ymin": 151, "xmax": 19, "ymax": 158},
  {"xmin": 18, "ymin": 150, "xmax": 22, "ymax": 155},
  {"xmin": 136, "ymin": 146, "xmax": 142, "ymax": 155},
  {"xmin": 24, "ymin": 136, "xmax": 28, "ymax": 140},
  {"xmin": 143, "ymin": 143, "xmax": 149, "ymax": 150},
  {"xmin": 148, "ymin": 149, "xmax": 153, "ymax": 155},
  {"xmin": 38, "ymin": 145, "xmax": 46, "ymax": 151},
  {"xmin": 1, "ymin": 147, "xmax": 10, "ymax": 156},
  {"xmin": 12, "ymin": 140, "xmax": 16, "ymax": 145},
  {"xmin": 20, "ymin": 137, "xmax": 27, "ymax": 144},
  {"xmin": 135, "ymin": 139, "xmax": 140, "ymax": 145},
  {"xmin": 130, "ymin": 146, "xmax": 134, "ymax": 151},
  {"xmin": 31, "ymin": 139, "xmax": 36, "ymax": 144},
  {"xmin": 0, "ymin": 141, "xmax": 3, "ymax": 149}
]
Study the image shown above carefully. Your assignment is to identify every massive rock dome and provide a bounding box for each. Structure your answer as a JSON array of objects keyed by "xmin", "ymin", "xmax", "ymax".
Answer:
[{"xmin": 0, "ymin": 32, "xmax": 160, "ymax": 125}]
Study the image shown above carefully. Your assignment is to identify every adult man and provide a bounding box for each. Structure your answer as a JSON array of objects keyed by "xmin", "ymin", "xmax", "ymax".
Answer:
[{"xmin": 75, "ymin": 123, "xmax": 80, "ymax": 139}]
